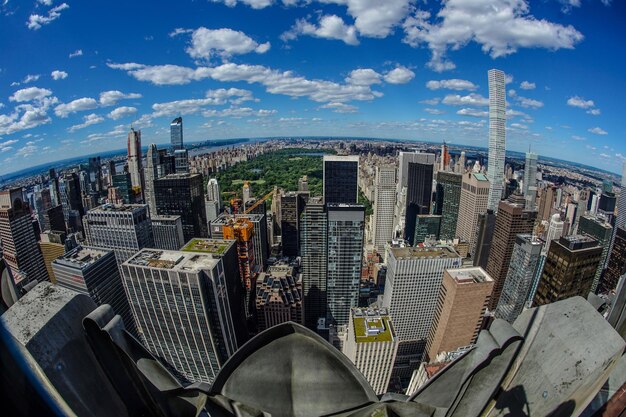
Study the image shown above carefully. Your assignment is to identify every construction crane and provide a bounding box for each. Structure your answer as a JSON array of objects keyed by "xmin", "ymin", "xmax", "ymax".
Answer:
[{"xmin": 242, "ymin": 188, "xmax": 276, "ymax": 215}]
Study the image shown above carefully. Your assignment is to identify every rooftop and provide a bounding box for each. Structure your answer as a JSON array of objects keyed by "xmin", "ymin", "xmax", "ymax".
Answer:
[
  {"xmin": 323, "ymin": 154, "xmax": 359, "ymax": 162},
  {"xmin": 446, "ymin": 267, "xmax": 493, "ymax": 284},
  {"xmin": 351, "ymin": 308, "xmax": 394, "ymax": 343},
  {"xmin": 125, "ymin": 249, "xmax": 219, "ymax": 271},
  {"xmin": 391, "ymin": 245, "xmax": 460, "ymax": 260},
  {"xmin": 181, "ymin": 238, "xmax": 232, "ymax": 255},
  {"xmin": 473, "ymin": 173, "xmax": 488, "ymax": 181},
  {"xmin": 53, "ymin": 246, "xmax": 111, "ymax": 269},
  {"xmin": 89, "ymin": 204, "xmax": 147, "ymax": 213},
  {"xmin": 151, "ymin": 215, "xmax": 181, "ymax": 222}
]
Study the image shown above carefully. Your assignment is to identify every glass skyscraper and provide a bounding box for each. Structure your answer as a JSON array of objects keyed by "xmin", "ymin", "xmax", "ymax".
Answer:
[
  {"xmin": 170, "ymin": 116, "xmax": 183, "ymax": 150},
  {"xmin": 323, "ymin": 155, "xmax": 359, "ymax": 205}
]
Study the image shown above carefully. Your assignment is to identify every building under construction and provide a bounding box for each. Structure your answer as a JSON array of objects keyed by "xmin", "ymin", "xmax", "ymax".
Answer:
[{"xmin": 223, "ymin": 218, "xmax": 256, "ymax": 318}]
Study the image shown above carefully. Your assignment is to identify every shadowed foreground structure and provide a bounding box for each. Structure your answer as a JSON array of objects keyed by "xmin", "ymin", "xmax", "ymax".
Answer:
[{"xmin": 0, "ymin": 280, "xmax": 625, "ymax": 417}]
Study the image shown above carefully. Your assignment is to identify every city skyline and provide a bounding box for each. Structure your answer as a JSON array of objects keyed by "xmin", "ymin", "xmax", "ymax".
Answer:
[{"xmin": 1, "ymin": 1, "xmax": 625, "ymax": 176}]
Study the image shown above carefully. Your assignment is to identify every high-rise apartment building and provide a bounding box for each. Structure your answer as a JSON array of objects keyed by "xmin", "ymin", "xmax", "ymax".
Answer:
[
  {"xmin": 0, "ymin": 189, "xmax": 48, "ymax": 290},
  {"xmin": 83, "ymin": 204, "xmax": 154, "ymax": 264},
  {"xmin": 495, "ymin": 234, "xmax": 543, "ymax": 323},
  {"xmin": 151, "ymin": 215, "xmax": 185, "ymax": 250},
  {"xmin": 435, "ymin": 171, "xmax": 462, "ymax": 240},
  {"xmin": 578, "ymin": 215, "xmax": 613, "ymax": 293},
  {"xmin": 600, "ymin": 227, "xmax": 626, "ymax": 294},
  {"xmin": 280, "ymin": 191, "xmax": 305, "ymax": 257},
  {"xmin": 154, "ymin": 173, "xmax": 208, "ymax": 242},
  {"xmin": 255, "ymin": 264, "xmax": 303, "ymax": 331},
  {"xmin": 52, "ymin": 246, "xmax": 136, "ymax": 334},
  {"xmin": 372, "ymin": 165, "xmax": 396, "ymax": 253},
  {"xmin": 487, "ymin": 69, "xmax": 507, "ymax": 212},
  {"xmin": 326, "ymin": 204, "xmax": 364, "ymax": 326},
  {"xmin": 383, "ymin": 245, "xmax": 462, "ymax": 382},
  {"xmin": 144, "ymin": 143, "xmax": 159, "ymax": 216},
  {"xmin": 127, "ymin": 128, "xmax": 144, "ymax": 197},
  {"xmin": 456, "ymin": 172, "xmax": 490, "ymax": 255},
  {"xmin": 534, "ymin": 235, "xmax": 602, "ymax": 306},
  {"xmin": 538, "ymin": 186, "xmax": 556, "ymax": 221},
  {"xmin": 121, "ymin": 248, "xmax": 238, "ymax": 384},
  {"xmin": 426, "ymin": 267, "xmax": 493, "ymax": 360},
  {"xmin": 342, "ymin": 307, "xmax": 398, "ymax": 395},
  {"xmin": 523, "ymin": 152, "xmax": 538, "ymax": 209},
  {"xmin": 170, "ymin": 116, "xmax": 183, "ymax": 151},
  {"xmin": 323, "ymin": 155, "xmax": 359, "ymax": 205},
  {"xmin": 300, "ymin": 197, "xmax": 328, "ymax": 330},
  {"xmin": 485, "ymin": 195, "xmax": 537, "ymax": 310}
]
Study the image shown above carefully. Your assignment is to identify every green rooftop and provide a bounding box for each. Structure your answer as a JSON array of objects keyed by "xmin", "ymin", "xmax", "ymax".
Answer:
[
  {"xmin": 353, "ymin": 316, "xmax": 393, "ymax": 343},
  {"xmin": 473, "ymin": 173, "xmax": 488, "ymax": 181},
  {"xmin": 181, "ymin": 239, "xmax": 229, "ymax": 255}
]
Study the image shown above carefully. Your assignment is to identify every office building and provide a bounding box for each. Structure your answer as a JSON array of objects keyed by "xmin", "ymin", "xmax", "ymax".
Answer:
[
  {"xmin": 121, "ymin": 248, "xmax": 238, "ymax": 384},
  {"xmin": 42, "ymin": 204, "xmax": 66, "ymax": 234},
  {"xmin": 545, "ymin": 213, "xmax": 565, "ymax": 254},
  {"xmin": 534, "ymin": 235, "xmax": 602, "ymax": 306},
  {"xmin": 280, "ymin": 191, "xmax": 305, "ymax": 257},
  {"xmin": 112, "ymin": 173, "xmax": 133, "ymax": 204},
  {"xmin": 383, "ymin": 245, "xmax": 462, "ymax": 382},
  {"xmin": 144, "ymin": 144, "xmax": 159, "ymax": 216},
  {"xmin": 473, "ymin": 210, "xmax": 496, "ymax": 268},
  {"xmin": 523, "ymin": 152, "xmax": 538, "ymax": 209},
  {"xmin": 298, "ymin": 175, "xmax": 309, "ymax": 192},
  {"xmin": 487, "ymin": 69, "xmax": 507, "ymax": 212},
  {"xmin": 578, "ymin": 215, "xmax": 613, "ymax": 293},
  {"xmin": 300, "ymin": 197, "xmax": 328, "ymax": 330},
  {"xmin": 154, "ymin": 173, "xmax": 208, "ymax": 242},
  {"xmin": 323, "ymin": 155, "xmax": 359, "ymax": 205},
  {"xmin": 205, "ymin": 199, "xmax": 220, "ymax": 226},
  {"xmin": 404, "ymin": 154, "xmax": 435, "ymax": 245},
  {"xmin": 414, "ymin": 215, "xmax": 441, "ymax": 245},
  {"xmin": 52, "ymin": 246, "xmax": 136, "ymax": 334},
  {"xmin": 601, "ymin": 227, "xmax": 626, "ymax": 294},
  {"xmin": 372, "ymin": 165, "xmax": 396, "ymax": 253},
  {"xmin": 87, "ymin": 156, "xmax": 103, "ymax": 195},
  {"xmin": 58, "ymin": 172, "xmax": 84, "ymax": 233},
  {"xmin": 39, "ymin": 232, "xmax": 67, "ymax": 284},
  {"xmin": 326, "ymin": 204, "xmax": 365, "ymax": 326},
  {"xmin": 456, "ymin": 172, "xmax": 490, "ymax": 255},
  {"xmin": 342, "ymin": 307, "xmax": 398, "ymax": 395},
  {"xmin": 617, "ymin": 162, "xmax": 626, "ymax": 230},
  {"xmin": 127, "ymin": 128, "xmax": 144, "ymax": 197},
  {"xmin": 170, "ymin": 116, "xmax": 183, "ymax": 150},
  {"xmin": 49, "ymin": 168, "xmax": 61, "ymax": 207},
  {"xmin": 435, "ymin": 171, "xmax": 462, "ymax": 240},
  {"xmin": 33, "ymin": 188, "xmax": 52, "ymax": 229},
  {"xmin": 255, "ymin": 265, "xmax": 303, "ymax": 331},
  {"xmin": 538, "ymin": 186, "xmax": 556, "ymax": 221},
  {"xmin": 0, "ymin": 190, "xmax": 49, "ymax": 290},
  {"xmin": 174, "ymin": 149, "xmax": 189, "ymax": 174},
  {"xmin": 426, "ymin": 267, "xmax": 493, "ymax": 360},
  {"xmin": 83, "ymin": 204, "xmax": 154, "ymax": 264},
  {"xmin": 206, "ymin": 178, "xmax": 222, "ymax": 208},
  {"xmin": 495, "ymin": 234, "xmax": 543, "ymax": 323},
  {"xmin": 151, "ymin": 215, "xmax": 185, "ymax": 250}
]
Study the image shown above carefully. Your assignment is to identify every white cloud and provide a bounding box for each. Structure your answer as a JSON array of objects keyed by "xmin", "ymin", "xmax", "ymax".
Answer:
[
  {"xmin": 169, "ymin": 28, "xmax": 193, "ymax": 37},
  {"xmin": 0, "ymin": 108, "xmax": 51, "ymax": 136},
  {"xmin": 587, "ymin": 108, "xmax": 601, "ymax": 116},
  {"xmin": 108, "ymin": 106, "xmax": 137, "ymax": 120},
  {"xmin": 203, "ymin": 107, "xmax": 277, "ymax": 118},
  {"xmin": 320, "ymin": 102, "xmax": 358, "ymax": 113},
  {"xmin": 383, "ymin": 66, "xmax": 415, "ymax": 84},
  {"xmin": 442, "ymin": 93, "xmax": 489, "ymax": 106},
  {"xmin": 281, "ymin": 14, "xmax": 359, "ymax": 45},
  {"xmin": 403, "ymin": 0, "xmax": 583, "ymax": 71},
  {"xmin": 69, "ymin": 49, "xmax": 83, "ymax": 58},
  {"xmin": 567, "ymin": 96, "xmax": 594, "ymax": 109},
  {"xmin": 54, "ymin": 97, "xmax": 99, "ymax": 117},
  {"xmin": 106, "ymin": 62, "xmax": 143, "ymax": 70},
  {"xmin": 27, "ymin": 3, "xmax": 69, "ymax": 30},
  {"xmin": 510, "ymin": 122, "xmax": 528, "ymax": 129},
  {"xmin": 588, "ymin": 127, "xmax": 607, "ymax": 135},
  {"xmin": 186, "ymin": 27, "xmax": 270, "ymax": 60},
  {"xmin": 426, "ymin": 79, "xmax": 477, "ymax": 91},
  {"xmin": 37, "ymin": 0, "xmax": 54, "ymax": 5},
  {"xmin": 151, "ymin": 88, "xmax": 256, "ymax": 118},
  {"xmin": 571, "ymin": 135, "xmax": 586, "ymax": 141},
  {"xmin": 520, "ymin": 81, "xmax": 535, "ymax": 90},
  {"xmin": 68, "ymin": 113, "xmax": 105, "ymax": 132},
  {"xmin": 0, "ymin": 139, "xmax": 18, "ymax": 147},
  {"xmin": 424, "ymin": 108, "xmax": 445, "ymax": 115},
  {"xmin": 457, "ymin": 108, "xmax": 488, "ymax": 117},
  {"xmin": 420, "ymin": 98, "xmax": 440, "ymax": 105},
  {"xmin": 22, "ymin": 74, "xmax": 40, "ymax": 84},
  {"xmin": 99, "ymin": 90, "xmax": 142, "ymax": 106},
  {"xmin": 51, "ymin": 70, "xmax": 68, "ymax": 80},
  {"xmin": 508, "ymin": 89, "xmax": 543, "ymax": 108},
  {"xmin": 346, "ymin": 69, "xmax": 381, "ymax": 86},
  {"xmin": 323, "ymin": 0, "xmax": 411, "ymax": 38},
  {"xmin": 9, "ymin": 87, "xmax": 53, "ymax": 102},
  {"xmin": 209, "ymin": 0, "xmax": 274, "ymax": 9}
]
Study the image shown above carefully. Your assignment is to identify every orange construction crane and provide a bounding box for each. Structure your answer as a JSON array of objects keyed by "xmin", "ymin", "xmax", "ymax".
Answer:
[{"xmin": 242, "ymin": 188, "xmax": 275, "ymax": 215}]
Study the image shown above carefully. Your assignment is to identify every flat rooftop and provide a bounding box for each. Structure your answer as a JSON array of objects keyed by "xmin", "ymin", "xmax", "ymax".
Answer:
[
  {"xmin": 125, "ymin": 249, "xmax": 219, "ymax": 271},
  {"xmin": 446, "ymin": 267, "xmax": 493, "ymax": 284},
  {"xmin": 151, "ymin": 215, "xmax": 181, "ymax": 222},
  {"xmin": 391, "ymin": 245, "xmax": 459, "ymax": 260},
  {"xmin": 212, "ymin": 213, "xmax": 264, "ymax": 225},
  {"xmin": 53, "ymin": 246, "xmax": 112, "ymax": 269},
  {"xmin": 473, "ymin": 173, "xmax": 488, "ymax": 182},
  {"xmin": 323, "ymin": 155, "xmax": 359, "ymax": 162},
  {"xmin": 181, "ymin": 238, "xmax": 233, "ymax": 255},
  {"xmin": 90, "ymin": 204, "xmax": 147, "ymax": 212},
  {"xmin": 351, "ymin": 308, "xmax": 394, "ymax": 343}
]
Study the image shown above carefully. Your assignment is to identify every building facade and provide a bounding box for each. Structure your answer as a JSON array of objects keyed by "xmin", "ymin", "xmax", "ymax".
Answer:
[
  {"xmin": 487, "ymin": 69, "xmax": 507, "ymax": 212},
  {"xmin": 372, "ymin": 165, "xmax": 396, "ymax": 253},
  {"xmin": 435, "ymin": 171, "xmax": 462, "ymax": 240},
  {"xmin": 578, "ymin": 215, "xmax": 613, "ymax": 293},
  {"xmin": 456, "ymin": 172, "xmax": 490, "ymax": 255},
  {"xmin": 255, "ymin": 265, "xmax": 303, "ymax": 331},
  {"xmin": 323, "ymin": 155, "xmax": 359, "ymax": 205},
  {"xmin": 127, "ymin": 128, "xmax": 144, "ymax": 197},
  {"xmin": 523, "ymin": 152, "xmax": 538, "ymax": 209},
  {"xmin": 151, "ymin": 215, "xmax": 185, "ymax": 251},
  {"xmin": 170, "ymin": 116, "xmax": 183, "ymax": 150}
]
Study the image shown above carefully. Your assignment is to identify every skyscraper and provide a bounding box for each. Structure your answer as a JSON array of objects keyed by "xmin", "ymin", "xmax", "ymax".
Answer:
[
  {"xmin": 144, "ymin": 143, "xmax": 159, "ymax": 216},
  {"xmin": 578, "ymin": 215, "xmax": 613, "ymax": 293},
  {"xmin": 83, "ymin": 204, "xmax": 154, "ymax": 264},
  {"xmin": 487, "ymin": 69, "xmax": 507, "ymax": 212},
  {"xmin": 174, "ymin": 149, "xmax": 189, "ymax": 174},
  {"xmin": 151, "ymin": 215, "xmax": 185, "ymax": 250},
  {"xmin": 383, "ymin": 245, "xmax": 462, "ymax": 382},
  {"xmin": 58, "ymin": 172, "xmax": 84, "ymax": 233},
  {"xmin": 211, "ymin": 212, "xmax": 268, "ymax": 272},
  {"xmin": 404, "ymin": 158, "xmax": 435, "ymax": 245},
  {"xmin": 600, "ymin": 227, "xmax": 626, "ymax": 294},
  {"xmin": 87, "ymin": 156, "xmax": 103, "ymax": 195},
  {"xmin": 545, "ymin": 213, "xmax": 565, "ymax": 254},
  {"xmin": 473, "ymin": 210, "xmax": 496, "ymax": 269},
  {"xmin": 533, "ymin": 235, "xmax": 602, "ymax": 306},
  {"xmin": 372, "ymin": 165, "xmax": 396, "ymax": 253},
  {"xmin": 112, "ymin": 172, "xmax": 133, "ymax": 203},
  {"xmin": 323, "ymin": 155, "xmax": 359, "ymax": 205},
  {"xmin": 413, "ymin": 215, "xmax": 441, "ymax": 245},
  {"xmin": 456, "ymin": 172, "xmax": 490, "ymax": 255},
  {"xmin": 127, "ymin": 128, "xmax": 144, "ymax": 197},
  {"xmin": 495, "ymin": 234, "xmax": 543, "ymax": 323},
  {"xmin": 523, "ymin": 152, "xmax": 538, "ymax": 209},
  {"xmin": 42, "ymin": 204, "xmax": 66, "ymax": 234},
  {"xmin": 435, "ymin": 171, "xmax": 462, "ymax": 240},
  {"xmin": 300, "ymin": 197, "xmax": 328, "ymax": 330},
  {"xmin": 342, "ymin": 307, "xmax": 398, "ymax": 395},
  {"xmin": 206, "ymin": 178, "xmax": 222, "ymax": 207},
  {"xmin": 154, "ymin": 173, "xmax": 208, "ymax": 242},
  {"xmin": 170, "ymin": 116, "xmax": 183, "ymax": 151},
  {"xmin": 280, "ymin": 191, "xmax": 305, "ymax": 257},
  {"xmin": 255, "ymin": 265, "xmax": 303, "ymax": 331},
  {"xmin": 617, "ymin": 162, "xmax": 626, "ymax": 230},
  {"xmin": 121, "ymin": 248, "xmax": 238, "ymax": 384},
  {"xmin": 426, "ymin": 267, "xmax": 493, "ymax": 361},
  {"xmin": 538, "ymin": 185, "xmax": 556, "ymax": 221},
  {"xmin": 326, "ymin": 204, "xmax": 364, "ymax": 326},
  {"xmin": 485, "ymin": 195, "xmax": 537, "ymax": 310}
]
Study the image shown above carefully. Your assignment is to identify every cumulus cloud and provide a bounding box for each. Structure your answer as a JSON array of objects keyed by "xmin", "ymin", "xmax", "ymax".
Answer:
[
  {"xmin": 426, "ymin": 79, "xmax": 477, "ymax": 91},
  {"xmin": 27, "ymin": 3, "xmax": 69, "ymax": 30},
  {"xmin": 108, "ymin": 106, "xmax": 137, "ymax": 120},
  {"xmin": 22, "ymin": 74, "xmax": 40, "ymax": 84},
  {"xmin": 0, "ymin": 108, "xmax": 51, "ymax": 136},
  {"xmin": 567, "ymin": 95, "xmax": 600, "ymax": 115},
  {"xmin": 383, "ymin": 66, "xmax": 415, "ymax": 84},
  {"xmin": 442, "ymin": 93, "xmax": 489, "ymax": 107},
  {"xmin": 169, "ymin": 28, "xmax": 193, "ymax": 37},
  {"xmin": 69, "ymin": 49, "xmax": 83, "ymax": 58},
  {"xmin": 346, "ymin": 69, "xmax": 381, "ymax": 86},
  {"xmin": 508, "ymin": 89, "xmax": 543, "ymax": 109},
  {"xmin": 320, "ymin": 102, "xmax": 358, "ymax": 113},
  {"xmin": 588, "ymin": 127, "xmax": 607, "ymax": 135},
  {"xmin": 323, "ymin": 0, "xmax": 411, "ymax": 38},
  {"xmin": 587, "ymin": 108, "xmax": 600, "ymax": 116},
  {"xmin": 186, "ymin": 27, "xmax": 270, "ymax": 60},
  {"xmin": 54, "ymin": 97, "xmax": 99, "ymax": 117},
  {"xmin": 403, "ymin": 0, "xmax": 583, "ymax": 71},
  {"xmin": 68, "ymin": 113, "xmax": 105, "ymax": 132},
  {"xmin": 99, "ymin": 90, "xmax": 142, "ymax": 106},
  {"xmin": 209, "ymin": 0, "xmax": 274, "ymax": 9},
  {"xmin": 51, "ymin": 70, "xmax": 68, "ymax": 80},
  {"xmin": 281, "ymin": 15, "xmax": 359, "ymax": 45},
  {"xmin": 520, "ymin": 81, "xmax": 535, "ymax": 90},
  {"xmin": 424, "ymin": 108, "xmax": 445, "ymax": 115},
  {"xmin": 203, "ymin": 107, "xmax": 277, "ymax": 118},
  {"xmin": 151, "ymin": 88, "xmax": 256, "ymax": 118},
  {"xmin": 9, "ymin": 87, "xmax": 53, "ymax": 102},
  {"xmin": 457, "ymin": 108, "xmax": 488, "ymax": 117}
]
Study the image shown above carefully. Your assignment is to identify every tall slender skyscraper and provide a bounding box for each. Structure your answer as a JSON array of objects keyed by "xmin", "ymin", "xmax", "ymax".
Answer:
[
  {"xmin": 456, "ymin": 172, "xmax": 490, "ymax": 255},
  {"xmin": 617, "ymin": 162, "xmax": 626, "ymax": 230},
  {"xmin": 326, "ymin": 204, "xmax": 364, "ymax": 326},
  {"xmin": 280, "ymin": 191, "xmax": 305, "ymax": 257},
  {"xmin": 127, "ymin": 128, "xmax": 144, "ymax": 197},
  {"xmin": 170, "ymin": 116, "xmax": 183, "ymax": 151},
  {"xmin": 523, "ymin": 152, "xmax": 538, "ymax": 209},
  {"xmin": 58, "ymin": 172, "xmax": 85, "ymax": 233},
  {"xmin": 487, "ymin": 69, "xmax": 507, "ymax": 212},
  {"xmin": 373, "ymin": 165, "xmax": 396, "ymax": 253},
  {"xmin": 323, "ymin": 155, "xmax": 359, "ymax": 205},
  {"xmin": 578, "ymin": 215, "xmax": 613, "ymax": 293},
  {"xmin": 144, "ymin": 144, "xmax": 159, "ymax": 216},
  {"xmin": 405, "ymin": 158, "xmax": 435, "ymax": 245},
  {"xmin": 435, "ymin": 171, "xmax": 462, "ymax": 240}
]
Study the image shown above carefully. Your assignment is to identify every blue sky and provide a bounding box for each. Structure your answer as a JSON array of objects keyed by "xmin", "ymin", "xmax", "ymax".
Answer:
[{"xmin": 0, "ymin": 0, "xmax": 624, "ymax": 176}]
